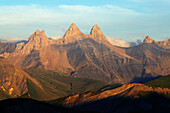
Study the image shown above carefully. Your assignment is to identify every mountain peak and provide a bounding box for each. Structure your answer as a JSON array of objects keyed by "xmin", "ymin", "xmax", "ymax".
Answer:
[
  {"xmin": 61, "ymin": 23, "xmax": 88, "ymax": 44},
  {"xmin": 25, "ymin": 29, "xmax": 51, "ymax": 50},
  {"xmin": 89, "ymin": 24, "xmax": 106, "ymax": 40},
  {"xmin": 29, "ymin": 30, "xmax": 47, "ymax": 41},
  {"xmin": 63, "ymin": 23, "xmax": 82, "ymax": 38},
  {"xmin": 92, "ymin": 24, "xmax": 100, "ymax": 29},
  {"xmin": 35, "ymin": 29, "xmax": 40, "ymax": 33},
  {"xmin": 143, "ymin": 36, "xmax": 157, "ymax": 44},
  {"xmin": 70, "ymin": 23, "xmax": 78, "ymax": 29}
]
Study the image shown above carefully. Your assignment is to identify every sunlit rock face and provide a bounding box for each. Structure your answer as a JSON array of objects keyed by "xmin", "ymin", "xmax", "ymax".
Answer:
[
  {"xmin": 0, "ymin": 57, "xmax": 43, "ymax": 96},
  {"xmin": 0, "ymin": 57, "xmax": 28, "ymax": 96},
  {"xmin": 158, "ymin": 39, "xmax": 170, "ymax": 48},
  {"xmin": 143, "ymin": 36, "xmax": 157, "ymax": 44},
  {"xmin": 60, "ymin": 83, "xmax": 170, "ymax": 107},
  {"xmin": 56, "ymin": 23, "xmax": 88, "ymax": 45},
  {"xmin": 15, "ymin": 29, "xmax": 53, "ymax": 55},
  {"xmin": 89, "ymin": 24, "xmax": 106, "ymax": 40}
]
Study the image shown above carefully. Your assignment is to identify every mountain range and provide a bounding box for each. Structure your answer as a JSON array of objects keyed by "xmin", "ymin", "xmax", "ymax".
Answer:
[
  {"xmin": 0, "ymin": 23, "xmax": 169, "ymax": 84},
  {"xmin": 0, "ymin": 23, "xmax": 169, "ymax": 112}
]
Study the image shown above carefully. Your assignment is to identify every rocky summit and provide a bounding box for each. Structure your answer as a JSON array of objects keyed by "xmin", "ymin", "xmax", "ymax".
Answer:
[
  {"xmin": 89, "ymin": 24, "xmax": 106, "ymax": 40},
  {"xmin": 0, "ymin": 23, "xmax": 170, "ymax": 84},
  {"xmin": 143, "ymin": 36, "xmax": 156, "ymax": 43}
]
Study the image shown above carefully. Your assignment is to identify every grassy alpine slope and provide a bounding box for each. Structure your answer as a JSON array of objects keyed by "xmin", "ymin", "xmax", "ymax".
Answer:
[
  {"xmin": 145, "ymin": 75, "xmax": 170, "ymax": 88},
  {"xmin": 24, "ymin": 68, "xmax": 111, "ymax": 100}
]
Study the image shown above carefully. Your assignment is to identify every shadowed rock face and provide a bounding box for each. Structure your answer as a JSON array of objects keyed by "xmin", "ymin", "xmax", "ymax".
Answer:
[
  {"xmin": 0, "ymin": 57, "xmax": 43, "ymax": 96},
  {"xmin": 126, "ymin": 43, "xmax": 170, "ymax": 82},
  {"xmin": 0, "ymin": 23, "xmax": 169, "ymax": 83}
]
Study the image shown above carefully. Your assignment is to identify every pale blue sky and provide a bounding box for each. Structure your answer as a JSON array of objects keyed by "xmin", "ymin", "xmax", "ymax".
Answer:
[{"xmin": 0, "ymin": 0, "xmax": 170, "ymax": 41}]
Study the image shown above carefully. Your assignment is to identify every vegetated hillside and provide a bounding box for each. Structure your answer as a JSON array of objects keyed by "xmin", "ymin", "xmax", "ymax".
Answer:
[
  {"xmin": 0, "ymin": 57, "xmax": 44, "ymax": 98},
  {"xmin": 24, "ymin": 68, "xmax": 111, "ymax": 99},
  {"xmin": 0, "ymin": 57, "xmax": 55, "ymax": 101},
  {"xmin": 26, "ymin": 78, "xmax": 54, "ymax": 100},
  {"xmin": 0, "ymin": 88, "xmax": 12, "ymax": 100},
  {"xmin": 49, "ymin": 83, "xmax": 170, "ymax": 113},
  {"xmin": 145, "ymin": 75, "xmax": 170, "ymax": 88}
]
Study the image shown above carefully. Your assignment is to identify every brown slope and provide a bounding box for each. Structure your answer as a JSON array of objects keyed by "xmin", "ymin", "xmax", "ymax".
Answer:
[
  {"xmin": 59, "ymin": 83, "xmax": 170, "ymax": 107},
  {"xmin": 0, "ymin": 42, "xmax": 16, "ymax": 54},
  {"xmin": 126, "ymin": 36, "xmax": 170, "ymax": 82},
  {"xmin": 0, "ymin": 57, "xmax": 43, "ymax": 97},
  {"xmin": 52, "ymin": 83, "xmax": 170, "ymax": 113}
]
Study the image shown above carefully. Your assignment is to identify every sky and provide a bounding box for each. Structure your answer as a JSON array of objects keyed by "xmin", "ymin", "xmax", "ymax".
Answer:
[{"xmin": 0, "ymin": 0, "xmax": 170, "ymax": 42}]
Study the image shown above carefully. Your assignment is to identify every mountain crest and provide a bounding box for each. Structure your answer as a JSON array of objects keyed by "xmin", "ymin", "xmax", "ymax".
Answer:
[
  {"xmin": 29, "ymin": 29, "xmax": 47, "ymax": 41},
  {"xmin": 60, "ymin": 23, "xmax": 88, "ymax": 44},
  {"xmin": 143, "ymin": 36, "xmax": 157, "ymax": 44},
  {"xmin": 89, "ymin": 24, "xmax": 106, "ymax": 40},
  {"xmin": 63, "ymin": 23, "xmax": 83, "ymax": 38},
  {"xmin": 69, "ymin": 23, "xmax": 80, "ymax": 31},
  {"xmin": 14, "ymin": 29, "xmax": 52, "ymax": 55}
]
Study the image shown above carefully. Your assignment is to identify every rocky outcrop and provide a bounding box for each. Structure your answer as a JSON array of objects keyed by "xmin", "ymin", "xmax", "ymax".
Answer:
[
  {"xmin": 158, "ymin": 39, "xmax": 170, "ymax": 48},
  {"xmin": 143, "ymin": 36, "xmax": 157, "ymax": 44},
  {"xmin": 143, "ymin": 36, "xmax": 170, "ymax": 48}
]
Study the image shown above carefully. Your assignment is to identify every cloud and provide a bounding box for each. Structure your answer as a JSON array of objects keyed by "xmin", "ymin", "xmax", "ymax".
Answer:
[
  {"xmin": 107, "ymin": 36, "xmax": 130, "ymax": 47},
  {"xmin": 0, "ymin": 4, "xmax": 140, "ymax": 26},
  {"xmin": 59, "ymin": 5, "xmax": 139, "ymax": 15},
  {"xmin": 0, "ymin": 37, "xmax": 28, "ymax": 43},
  {"xmin": 0, "ymin": 4, "xmax": 169, "ymax": 41},
  {"xmin": 48, "ymin": 36, "xmax": 62, "ymax": 40},
  {"xmin": 106, "ymin": 36, "xmax": 142, "ymax": 47},
  {"xmin": 0, "ymin": 5, "xmax": 58, "ymax": 25}
]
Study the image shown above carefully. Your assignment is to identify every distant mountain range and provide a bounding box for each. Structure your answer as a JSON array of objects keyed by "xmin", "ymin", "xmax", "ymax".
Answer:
[{"xmin": 0, "ymin": 23, "xmax": 169, "ymax": 84}]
